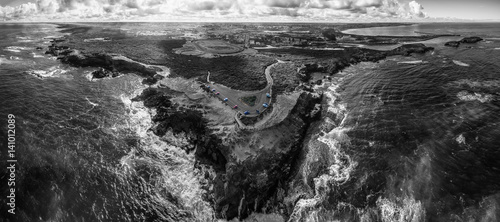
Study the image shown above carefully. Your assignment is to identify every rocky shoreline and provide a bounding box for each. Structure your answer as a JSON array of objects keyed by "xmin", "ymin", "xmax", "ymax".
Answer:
[
  {"xmin": 44, "ymin": 28, "xmax": 437, "ymax": 221},
  {"xmin": 46, "ymin": 39, "xmax": 167, "ymax": 84}
]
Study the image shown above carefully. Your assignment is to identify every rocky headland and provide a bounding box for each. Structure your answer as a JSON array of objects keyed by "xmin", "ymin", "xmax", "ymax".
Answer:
[{"xmin": 43, "ymin": 24, "xmax": 437, "ymax": 221}]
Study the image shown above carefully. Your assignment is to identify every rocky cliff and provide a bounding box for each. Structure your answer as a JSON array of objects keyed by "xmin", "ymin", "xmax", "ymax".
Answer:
[{"xmin": 209, "ymin": 92, "xmax": 322, "ymax": 220}]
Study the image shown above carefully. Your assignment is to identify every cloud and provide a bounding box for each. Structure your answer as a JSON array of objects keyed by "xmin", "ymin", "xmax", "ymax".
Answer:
[
  {"xmin": 408, "ymin": 0, "xmax": 426, "ymax": 18},
  {"xmin": 0, "ymin": 2, "xmax": 37, "ymax": 19},
  {"xmin": 0, "ymin": 0, "xmax": 429, "ymax": 21}
]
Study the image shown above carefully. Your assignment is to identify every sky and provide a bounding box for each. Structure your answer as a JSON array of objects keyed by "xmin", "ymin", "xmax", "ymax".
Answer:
[{"xmin": 0, "ymin": 0, "xmax": 498, "ymax": 22}]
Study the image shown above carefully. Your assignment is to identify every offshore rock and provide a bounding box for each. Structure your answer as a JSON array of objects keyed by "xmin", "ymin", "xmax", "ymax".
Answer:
[
  {"xmin": 91, "ymin": 67, "xmax": 120, "ymax": 79},
  {"xmin": 445, "ymin": 37, "xmax": 482, "ymax": 47},
  {"xmin": 47, "ymin": 49, "xmax": 161, "ymax": 78},
  {"xmin": 388, "ymin": 43, "xmax": 434, "ymax": 56},
  {"xmin": 460, "ymin": 36, "xmax": 483, "ymax": 44},
  {"xmin": 445, "ymin": 41, "xmax": 461, "ymax": 47},
  {"xmin": 298, "ymin": 44, "xmax": 432, "ymax": 81}
]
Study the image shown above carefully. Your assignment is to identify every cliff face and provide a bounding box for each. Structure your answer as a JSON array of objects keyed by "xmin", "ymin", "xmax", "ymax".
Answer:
[
  {"xmin": 206, "ymin": 92, "xmax": 322, "ymax": 220},
  {"xmin": 132, "ymin": 88, "xmax": 323, "ymax": 221}
]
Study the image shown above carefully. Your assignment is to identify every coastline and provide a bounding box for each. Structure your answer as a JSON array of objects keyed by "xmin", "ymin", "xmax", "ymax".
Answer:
[{"xmin": 26, "ymin": 22, "xmax": 450, "ymax": 221}]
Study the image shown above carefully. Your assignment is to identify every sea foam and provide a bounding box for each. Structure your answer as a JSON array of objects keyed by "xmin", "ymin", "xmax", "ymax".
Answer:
[
  {"xmin": 453, "ymin": 60, "xmax": 470, "ymax": 67},
  {"xmin": 457, "ymin": 91, "xmax": 493, "ymax": 103},
  {"xmin": 3, "ymin": 46, "xmax": 32, "ymax": 52},
  {"xmin": 398, "ymin": 60, "xmax": 428, "ymax": 64},
  {"xmin": 26, "ymin": 66, "xmax": 70, "ymax": 79},
  {"xmin": 117, "ymin": 89, "xmax": 216, "ymax": 221}
]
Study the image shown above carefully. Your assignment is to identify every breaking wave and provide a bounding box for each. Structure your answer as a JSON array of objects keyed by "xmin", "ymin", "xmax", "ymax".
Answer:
[
  {"xmin": 452, "ymin": 60, "xmax": 470, "ymax": 67},
  {"xmin": 397, "ymin": 60, "xmax": 428, "ymax": 64},
  {"xmin": 289, "ymin": 65, "xmax": 358, "ymax": 222},
  {"xmin": 26, "ymin": 66, "xmax": 71, "ymax": 79},
  {"xmin": 451, "ymin": 79, "xmax": 500, "ymax": 89},
  {"xmin": 117, "ymin": 88, "xmax": 216, "ymax": 221},
  {"xmin": 457, "ymin": 91, "xmax": 494, "ymax": 103},
  {"xmin": 376, "ymin": 196, "xmax": 425, "ymax": 222},
  {"xmin": 3, "ymin": 46, "xmax": 32, "ymax": 52}
]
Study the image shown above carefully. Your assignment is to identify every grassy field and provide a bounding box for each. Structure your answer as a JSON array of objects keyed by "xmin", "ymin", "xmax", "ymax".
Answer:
[
  {"xmin": 194, "ymin": 40, "xmax": 243, "ymax": 54},
  {"xmin": 269, "ymin": 62, "xmax": 301, "ymax": 94},
  {"xmin": 240, "ymin": 96, "xmax": 257, "ymax": 106}
]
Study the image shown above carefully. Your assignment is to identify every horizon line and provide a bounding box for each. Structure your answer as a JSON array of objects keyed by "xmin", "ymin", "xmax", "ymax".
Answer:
[{"xmin": 1, "ymin": 19, "xmax": 500, "ymax": 24}]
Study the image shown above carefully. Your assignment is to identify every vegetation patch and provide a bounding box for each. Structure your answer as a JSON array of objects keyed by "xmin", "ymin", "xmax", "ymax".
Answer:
[
  {"xmin": 240, "ymin": 96, "xmax": 257, "ymax": 107},
  {"xmin": 195, "ymin": 40, "xmax": 243, "ymax": 54}
]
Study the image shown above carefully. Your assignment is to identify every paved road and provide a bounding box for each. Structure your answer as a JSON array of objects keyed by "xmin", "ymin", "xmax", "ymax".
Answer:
[{"xmin": 205, "ymin": 61, "xmax": 280, "ymax": 117}]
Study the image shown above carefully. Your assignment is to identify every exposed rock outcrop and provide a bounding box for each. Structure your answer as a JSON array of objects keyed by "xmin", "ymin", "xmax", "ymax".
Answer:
[
  {"xmin": 298, "ymin": 44, "xmax": 433, "ymax": 81},
  {"xmin": 445, "ymin": 41, "xmax": 461, "ymax": 47},
  {"xmin": 388, "ymin": 43, "xmax": 434, "ymax": 56},
  {"xmin": 45, "ymin": 38, "xmax": 164, "ymax": 81},
  {"xmin": 207, "ymin": 92, "xmax": 322, "ymax": 220},
  {"xmin": 445, "ymin": 37, "xmax": 483, "ymax": 47},
  {"xmin": 91, "ymin": 67, "xmax": 120, "ymax": 79},
  {"xmin": 460, "ymin": 36, "xmax": 483, "ymax": 44}
]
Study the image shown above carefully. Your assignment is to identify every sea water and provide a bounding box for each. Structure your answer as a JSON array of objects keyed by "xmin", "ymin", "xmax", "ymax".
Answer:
[{"xmin": 1, "ymin": 23, "xmax": 499, "ymax": 221}]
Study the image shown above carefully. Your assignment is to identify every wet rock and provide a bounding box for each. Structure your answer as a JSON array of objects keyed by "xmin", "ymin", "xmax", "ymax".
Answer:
[
  {"xmin": 45, "ymin": 44, "xmax": 71, "ymax": 55},
  {"xmin": 91, "ymin": 67, "xmax": 119, "ymax": 79},
  {"xmin": 50, "ymin": 38, "xmax": 66, "ymax": 43},
  {"xmin": 389, "ymin": 43, "xmax": 434, "ymax": 56},
  {"xmin": 445, "ymin": 41, "xmax": 461, "ymax": 47},
  {"xmin": 460, "ymin": 36, "xmax": 483, "ymax": 44},
  {"xmin": 142, "ymin": 77, "xmax": 158, "ymax": 85},
  {"xmin": 446, "ymin": 37, "xmax": 483, "ymax": 47}
]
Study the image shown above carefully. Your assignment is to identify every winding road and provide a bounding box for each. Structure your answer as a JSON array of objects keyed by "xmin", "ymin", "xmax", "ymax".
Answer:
[{"xmin": 206, "ymin": 60, "xmax": 281, "ymax": 120}]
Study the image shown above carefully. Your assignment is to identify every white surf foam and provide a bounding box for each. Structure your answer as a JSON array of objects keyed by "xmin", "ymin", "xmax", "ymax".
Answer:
[
  {"xmin": 314, "ymin": 47, "xmax": 345, "ymax": 51},
  {"xmin": 3, "ymin": 46, "xmax": 32, "ymax": 53},
  {"xmin": 117, "ymin": 89, "xmax": 216, "ymax": 220},
  {"xmin": 26, "ymin": 66, "xmax": 70, "ymax": 79},
  {"xmin": 289, "ymin": 70, "xmax": 358, "ymax": 221},
  {"xmin": 456, "ymin": 134, "xmax": 466, "ymax": 145},
  {"xmin": 452, "ymin": 79, "xmax": 500, "ymax": 89},
  {"xmin": 4, "ymin": 48, "xmax": 20, "ymax": 53},
  {"xmin": 9, "ymin": 56, "xmax": 22, "ymax": 60},
  {"xmin": 377, "ymin": 196, "xmax": 425, "ymax": 222},
  {"xmin": 457, "ymin": 91, "xmax": 493, "ymax": 103},
  {"xmin": 31, "ymin": 52, "xmax": 45, "ymax": 58},
  {"xmin": 85, "ymin": 97, "xmax": 98, "ymax": 107},
  {"xmin": 453, "ymin": 60, "xmax": 470, "ymax": 67},
  {"xmin": 83, "ymin": 38, "xmax": 111, "ymax": 42},
  {"xmin": 398, "ymin": 60, "xmax": 427, "ymax": 64}
]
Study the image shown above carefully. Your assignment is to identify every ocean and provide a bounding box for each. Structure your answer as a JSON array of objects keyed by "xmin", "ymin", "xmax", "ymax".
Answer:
[
  {"xmin": 1, "ymin": 23, "xmax": 500, "ymax": 221},
  {"xmin": 0, "ymin": 23, "xmax": 214, "ymax": 221},
  {"xmin": 342, "ymin": 22, "xmax": 500, "ymax": 38}
]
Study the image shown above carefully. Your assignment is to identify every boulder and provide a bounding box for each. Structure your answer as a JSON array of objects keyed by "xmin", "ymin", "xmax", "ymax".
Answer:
[{"xmin": 91, "ymin": 67, "xmax": 119, "ymax": 79}]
